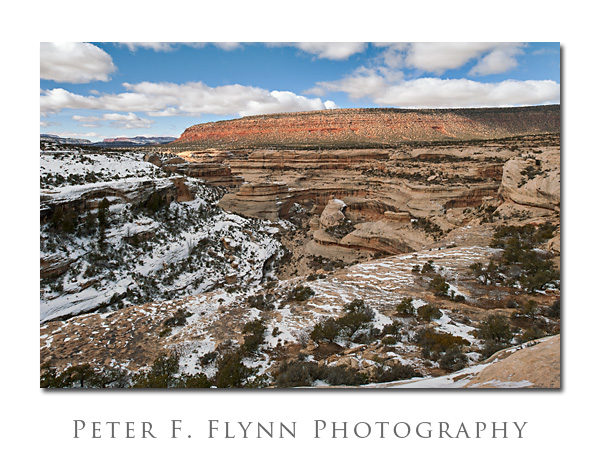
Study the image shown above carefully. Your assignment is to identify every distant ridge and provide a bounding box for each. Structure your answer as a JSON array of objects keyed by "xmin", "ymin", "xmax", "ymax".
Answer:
[
  {"xmin": 41, "ymin": 134, "xmax": 92, "ymax": 146},
  {"xmin": 100, "ymin": 136, "xmax": 177, "ymax": 146},
  {"xmin": 40, "ymin": 134, "xmax": 176, "ymax": 147},
  {"xmin": 171, "ymin": 105, "xmax": 560, "ymax": 150}
]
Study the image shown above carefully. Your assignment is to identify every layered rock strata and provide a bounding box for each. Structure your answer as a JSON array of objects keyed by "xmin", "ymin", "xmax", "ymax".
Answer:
[{"xmin": 172, "ymin": 106, "xmax": 560, "ymax": 149}]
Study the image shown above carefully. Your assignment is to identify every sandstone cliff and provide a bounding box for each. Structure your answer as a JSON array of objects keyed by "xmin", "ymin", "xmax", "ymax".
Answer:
[{"xmin": 172, "ymin": 106, "xmax": 560, "ymax": 150}]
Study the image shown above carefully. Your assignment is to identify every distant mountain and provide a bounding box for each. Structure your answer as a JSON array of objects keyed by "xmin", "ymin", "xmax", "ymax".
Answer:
[
  {"xmin": 40, "ymin": 134, "xmax": 177, "ymax": 147},
  {"xmin": 41, "ymin": 134, "xmax": 93, "ymax": 146},
  {"xmin": 97, "ymin": 136, "xmax": 177, "ymax": 147}
]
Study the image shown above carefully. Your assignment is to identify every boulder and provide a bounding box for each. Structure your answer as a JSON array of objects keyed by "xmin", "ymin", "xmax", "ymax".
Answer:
[{"xmin": 319, "ymin": 198, "xmax": 347, "ymax": 229}]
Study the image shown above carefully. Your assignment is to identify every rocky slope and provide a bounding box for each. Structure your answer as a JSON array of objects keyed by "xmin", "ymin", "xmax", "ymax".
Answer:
[
  {"xmin": 172, "ymin": 106, "xmax": 559, "ymax": 150},
  {"xmin": 40, "ymin": 142, "xmax": 285, "ymax": 323}
]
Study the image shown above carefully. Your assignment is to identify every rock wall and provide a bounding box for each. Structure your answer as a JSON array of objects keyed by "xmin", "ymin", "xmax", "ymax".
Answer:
[
  {"xmin": 499, "ymin": 156, "xmax": 560, "ymax": 211},
  {"xmin": 40, "ymin": 177, "xmax": 191, "ymax": 223},
  {"xmin": 172, "ymin": 106, "xmax": 560, "ymax": 149}
]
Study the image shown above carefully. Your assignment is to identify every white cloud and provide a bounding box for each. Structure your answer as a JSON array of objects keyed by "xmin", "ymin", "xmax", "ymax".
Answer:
[
  {"xmin": 295, "ymin": 42, "xmax": 367, "ymax": 60},
  {"xmin": 469, "ymin": 45, "xmax": 524, "ymax": 76},
  {"xmin": 404, "ymin": 43, "xmax": 498, "ymax": 73},
  {"xmin": 371, "ymin": 78, "xmax": 559, "ymax": 108},
  {"xmin": 121, "ymin": 42, "xmax": 178, "ymax": 52},
  {"xmin": 306, "ymin": 66, "xmax": 390, "ymax": 99},
  {"xmin": 308, "ymin": 67, "xmax": 559, "ymax": 108},
  {"xmin": 238, "ymin": 90, "xmax": 338, "ymax": 116},
  {"xmin": 119, "ymin": 42, "xmax": 240, "ymax": 52},
  {"xmin": 213, "ymin": 42, "xmax": 243, "ymax": 51},
  {"xmin": 267, "ymin": 42, "xmax": 367, "ymax": 60},
  {"xmin": 40, "ymin": 42, "xmax": 117, "ymax": 83},
  {"xmin": 72, "ymin": 112, "xmax": 154, "ymax": 129},
  {"xmin": 41, "ymin": 82, "xmax": 338, "ymax": 117},
  {"xmin": 374, "ymin": 42, "xmax": 526, "ymax": 76}
]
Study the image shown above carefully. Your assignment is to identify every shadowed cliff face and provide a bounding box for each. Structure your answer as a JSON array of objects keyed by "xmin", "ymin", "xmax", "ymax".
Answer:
[{"xmin": 171, "ymin": 106, "xmax": 560, "ymax": 150}]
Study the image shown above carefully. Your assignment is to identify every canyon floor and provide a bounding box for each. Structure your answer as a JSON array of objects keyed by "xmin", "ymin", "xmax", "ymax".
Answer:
[{"xmin": 39, "ymin": 132, "xmax": 560, "ymax": 388}]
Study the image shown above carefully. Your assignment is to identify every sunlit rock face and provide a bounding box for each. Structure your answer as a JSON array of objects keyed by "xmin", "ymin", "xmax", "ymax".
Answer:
[{"xmin": 172, "ymin": 106, "xmax": 560, "ymax": 149}]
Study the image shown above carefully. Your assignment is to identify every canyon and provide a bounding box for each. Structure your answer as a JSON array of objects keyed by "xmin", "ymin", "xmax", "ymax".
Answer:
[{"xmin": 40, "ymin": 107, "xmax": 561, "ymax": 388}]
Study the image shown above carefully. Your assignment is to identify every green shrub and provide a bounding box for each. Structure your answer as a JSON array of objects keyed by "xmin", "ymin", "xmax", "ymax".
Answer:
[
  {"xmin": 481, "ymin": 340, "xmax": 509, "ymax": 359},
  {"xmin": 350, "ymin": 324, "xmax": 381, "ymax": 344},
  {"xmin": 214, "ymin": 351, "xmax": 255, "ymax": 388},
  {"xmin": 371, "ymin": 362, "xmax": 421, "ymax": 383},
  {"xmin": 417, "ymin": 304, "xmax": 442, "ymax": 322},
  {"xmin": 275, "ymin": 360, "xmax": 317, "ymax": 388},
  {"xmin": 287, "ymin": 285, "xmax": 315, "ymax": 302},
  {"xmin": 310, "ymin": 317, "xmax": 342, "ymax": 343},
  {"xmin": 200, "ymin": 351, "xmax": 218, "ymax": 365},
  {"xmin": 438, "ymin": 346, "xmax": 468, "ymax": 371},
  {"xmin": 415, "ymin": 329, "xmax": 469, "ymax": 355},
  {"xmin": 310, "ymin": 299, "xmax": 375, "ymax": 343},
  {"xmin": 480, "ymin": 223, "xmax": 559, "ymax": 293},
  {"xmin": 381, "ymin": 335, "xmax": 398, "ymax": 346},
  {"xmin": 241, "ymin": 319, "xmax": 266, "ymax": 354},
  {"xmin": 275, "ymin": 361, "xmax": 367, "ymax": 387},
  {"xmin": 174, "ymin": 373, "xmax": 212, "ymax": 388},
  {"xmin": 544, "ymin": 299, "xmax": 560, "ymax": 319},
  {"xmin": 421, "ymin": 260, "xmax": 435, "ymax": 274},
  {"xmin": 517, "ymin": 326, "xmax": 546, "ymax": 344},
  {"xmin": 477, "ymin": 314, "xmax": 515, "ymax": 359},
  {"xmin": 315, "ymin": 364, "xmax": 367, "ymax": 386},
  {"xmin": 511, "ymin": 300, "xmax": 538, "ymax": 320},
  {"xmin": 395, "ymin": 297, "xmax": 416, "ymax": 316},
  {"xmin": 337, "ymin": 299, "xmax": 375, "ymax": 336},
  {"xmin": 40, "ymin": 363, "xmax": 131, "ymax": 388},
  {"xmin": 430, "ymin": 274, "xmax": 450, "ymax": 296},
  {"xmin": 247, "ymin": 293, "xmax": 276, "ymax": 311},
  {"xmin": 132, "ymin": 354, "xmax": 180, "ymax": 388},
  {"xmin": 382, "ymin": 321, "xmax": 402, "ymax": 336},
  {"xmin": 477, "ymin": 314, "xmax": 513, "ymax": 344}
]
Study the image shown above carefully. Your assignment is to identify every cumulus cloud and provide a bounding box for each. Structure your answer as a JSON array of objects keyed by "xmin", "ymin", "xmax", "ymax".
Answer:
[
  {"xmin": 40, "ymin": 42, "xmax": 117, "ymax": 83},
  {"xmin": 40, "ymin": 81, "xmax": 338, "ymax": 117},
  {"xmin": 371, "ymin": 78, "xmax": 559, "ymax": 108},
  {"xmin": 308, "ymin": 67, "xmax": 559, "ymax": 108},
  {"xmin": 267, "ymin": 42, "xmax": 367, "ymax": 60},
  {"xmin": 306, "ymin": 66, "xmax": 390, "ymax": 99},
  {"xmin": 72, "ymin": 112, "xmax": 154, "ymax": 129},
  {"xmin": 469, "ymin": 45, "xmax": 524, "ymax": 76},
  {"xmin": 374, "ymin": 42, "xmax": 526, "ymax": 76},
  {"xmin": 294, "ymin": 42, "xmax": 367, "ymax": 60}
]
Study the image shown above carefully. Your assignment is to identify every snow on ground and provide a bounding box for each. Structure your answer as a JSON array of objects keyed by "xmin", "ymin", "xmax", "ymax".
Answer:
[
  {"xmin": 40, "ymin": 190, "xmax": 283, "ymax": 322},
  {"xmin": 40, "ymin": 145, "xmax": 163, "ymax": 189},
  {"xmin": 434, "ymin": 310, "xmax": 479, "ymax": 345}
]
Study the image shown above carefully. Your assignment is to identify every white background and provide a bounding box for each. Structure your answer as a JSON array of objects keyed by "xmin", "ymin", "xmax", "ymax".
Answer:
[{"xmin": 2, "ymin": 2, "xmax": 597, "ymax": 465}]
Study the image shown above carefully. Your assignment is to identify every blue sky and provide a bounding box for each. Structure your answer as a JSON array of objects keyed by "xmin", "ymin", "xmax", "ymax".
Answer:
[{"xmin": 40, "ymin": 42, "xmax": 560, "ymax": 142}]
